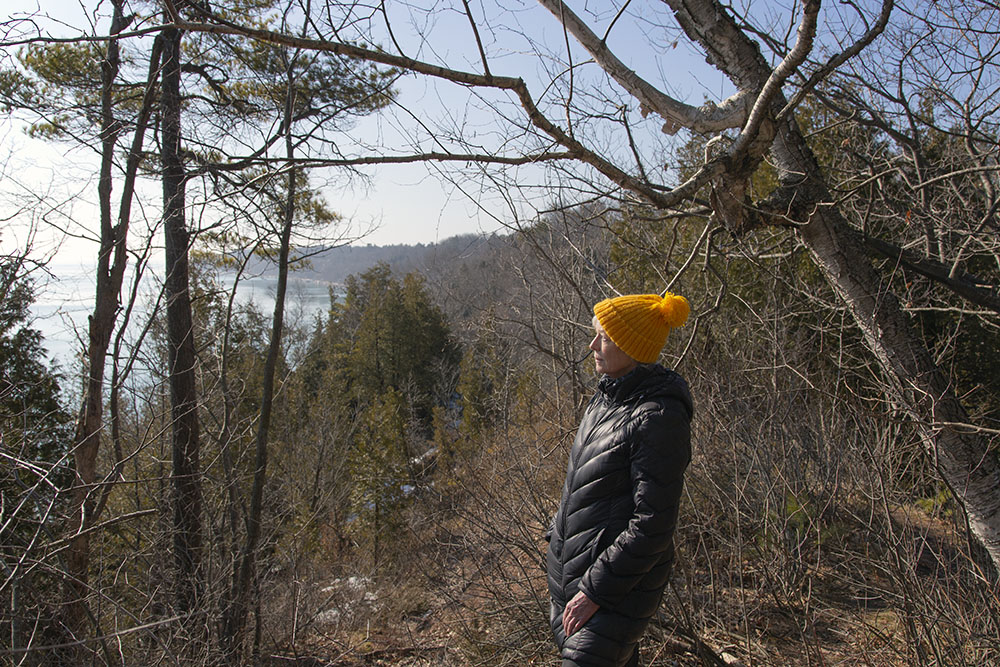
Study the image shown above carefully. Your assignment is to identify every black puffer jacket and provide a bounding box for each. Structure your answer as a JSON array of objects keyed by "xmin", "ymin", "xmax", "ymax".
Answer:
[{"xmin": 546, "ymin": 364, "xmax": 693, "ymax": 666}]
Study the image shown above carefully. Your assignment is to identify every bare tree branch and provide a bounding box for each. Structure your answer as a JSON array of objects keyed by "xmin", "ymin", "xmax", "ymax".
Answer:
[
  {"xmin": 778, "ymin": 0, "xmax": 895, "ymax": 120},
  {"xmin": 864, "ymin": 234, "xmax": 1000, "ymax": 315},
  {"xmin": 535, "ymin": 0, "xmax": 751, "ymax": 134},
  {"xmin": 189, "ymin": 150, "xmax": 576, "ymax": 176},
  {"xmin": 731, "ymin": 0, "xmax": 819, "ymax": 156}
]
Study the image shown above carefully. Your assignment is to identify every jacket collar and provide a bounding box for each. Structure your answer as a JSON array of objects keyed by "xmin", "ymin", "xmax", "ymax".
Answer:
[{"xmin": 597, "ymin": 364, "xmax": 657, "ymax": 403}]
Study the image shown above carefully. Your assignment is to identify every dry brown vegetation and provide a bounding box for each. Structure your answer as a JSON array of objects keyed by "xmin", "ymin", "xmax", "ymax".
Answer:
[{"xmin": 242, "ymin": 215, "xmax": 999, "ymax": 667}]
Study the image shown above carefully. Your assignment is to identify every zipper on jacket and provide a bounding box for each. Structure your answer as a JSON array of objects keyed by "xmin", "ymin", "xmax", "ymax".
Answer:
[{"xmin": 556, "ymin": 396, "xmax": 620, "ymax": 589}]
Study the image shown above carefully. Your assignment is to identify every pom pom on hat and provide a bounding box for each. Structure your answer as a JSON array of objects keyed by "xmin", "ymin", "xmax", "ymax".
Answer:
[
  {"xmin": 658, "ymin": 291, "xmax": 690, "ymax": 329},
  {"xmin": 593, "ymin": 292, "xmax": 689, "ymax": 364}
]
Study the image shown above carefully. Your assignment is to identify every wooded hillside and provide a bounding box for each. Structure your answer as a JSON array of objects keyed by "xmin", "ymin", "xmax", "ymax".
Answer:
[{"xmin": 3, "ymin": 1, "xmax": 1000, "ymax": 665}]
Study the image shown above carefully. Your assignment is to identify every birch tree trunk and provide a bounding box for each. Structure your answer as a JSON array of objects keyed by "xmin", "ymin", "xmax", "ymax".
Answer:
[{"xmin": 659, "ymin": 0, "xmax": 1000, "ymax": 569}]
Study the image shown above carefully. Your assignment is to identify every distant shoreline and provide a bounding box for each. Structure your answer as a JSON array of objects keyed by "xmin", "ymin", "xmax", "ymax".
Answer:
[{"xmin": 34, "ymin": 271, "xmax": 336, "ymax": 367}]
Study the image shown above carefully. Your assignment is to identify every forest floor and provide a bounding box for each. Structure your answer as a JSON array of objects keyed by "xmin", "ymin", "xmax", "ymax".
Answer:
[{"xmin": 269, "ymin": 502, "xmax": 973, "ymax": 665}]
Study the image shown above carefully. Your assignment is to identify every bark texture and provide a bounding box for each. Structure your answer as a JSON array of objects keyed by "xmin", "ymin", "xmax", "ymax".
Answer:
[
  {"xmin": 660, "ymin": 0, "xmax": 1000, "ymax": 568},
  {"xmin": 64, "ymin": 0, "xmax": 134, "ymax": 641},
  {"xmin": 162, "ymin": 22, "xmax": 204, "ymax": 612}
]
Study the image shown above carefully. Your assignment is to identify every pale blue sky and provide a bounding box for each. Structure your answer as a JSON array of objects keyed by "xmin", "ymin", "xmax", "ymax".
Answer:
[
  {"xmin": 1, "ymin": 0, "xmax": 879, "ymax": 363},
  {"xmin": 2, "ymin": 0, "xmax": 735, "ymax": 259}
]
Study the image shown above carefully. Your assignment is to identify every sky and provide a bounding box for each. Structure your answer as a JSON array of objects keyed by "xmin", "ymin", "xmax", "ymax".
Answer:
[
  {"xmin": 2, "ymin": 0, "xmax": 881, "ymax": 363},
  {"xmin": 4, "ymin": 0, "xmax": 901, "ymax": 262},
  {"xmin": 1, "ymin": 0, "xmax": 735, "ymax": 263},
  {"xmin": 0, "ymin": 0, "xmax": 731, "ymax": 363}
]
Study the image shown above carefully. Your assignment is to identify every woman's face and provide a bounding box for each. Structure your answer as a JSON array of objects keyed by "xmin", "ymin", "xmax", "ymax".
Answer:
[{"xmin": 590, "ymin": 317, "xmax": 637, "ymax": 379}]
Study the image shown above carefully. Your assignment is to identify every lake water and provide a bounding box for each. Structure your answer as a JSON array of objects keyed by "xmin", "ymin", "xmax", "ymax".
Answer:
[
  {"xmin": 31, "ymin": 263, "xmax": 336, "ymax": 369},
  {"xmin": 230, "ymin": 273, "xmax": 335, "ymax": 315}
]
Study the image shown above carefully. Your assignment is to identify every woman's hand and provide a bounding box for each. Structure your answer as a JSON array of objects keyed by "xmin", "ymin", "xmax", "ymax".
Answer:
[{"xmin": 562, "ymin": 590, "xmax": 599, "ymax": 637}]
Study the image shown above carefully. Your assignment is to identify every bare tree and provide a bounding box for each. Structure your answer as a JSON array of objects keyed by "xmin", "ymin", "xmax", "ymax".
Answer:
[
  {"xmin": 164, "ymin": 0, "xmax": 1000, "ymax": 572},
  {"xmin": 6, "ymin": 0, "xmax": 1000, "ymax": 663},
  {"xmin": 1, "ymin": 1, "xmax": 165, "ymax": 652}
]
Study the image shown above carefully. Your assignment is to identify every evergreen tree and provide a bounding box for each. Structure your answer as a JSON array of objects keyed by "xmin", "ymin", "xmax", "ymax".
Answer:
[
  {"xmin": 340, "ymin": 264, "xmax": 458, "ymax": 427},
  {"xmin": 0, "ymin": 255, "xmax": 72, "ymax": 656}
]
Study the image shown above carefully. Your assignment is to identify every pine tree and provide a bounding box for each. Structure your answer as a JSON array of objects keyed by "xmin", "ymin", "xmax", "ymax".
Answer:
[{"xmin": 0, "ymin": 255, "xmax": 73, "ymax": 657}]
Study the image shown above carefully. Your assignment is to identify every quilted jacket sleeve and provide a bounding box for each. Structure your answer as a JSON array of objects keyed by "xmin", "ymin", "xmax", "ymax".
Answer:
[{"xmin": 578, "ymin": 399, "xmax": 691, "ymax": 609}]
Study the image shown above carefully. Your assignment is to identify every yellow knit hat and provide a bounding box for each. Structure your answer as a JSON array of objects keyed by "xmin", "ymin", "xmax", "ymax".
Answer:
[{"xmin": 593, "ymin": 292, "xmax": 690, "ymax": 364}]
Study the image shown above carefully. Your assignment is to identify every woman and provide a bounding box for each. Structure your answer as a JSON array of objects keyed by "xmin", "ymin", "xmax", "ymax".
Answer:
[{"xmin": 546, "ymin": 293, "xmax": 693, "ymax": 666}]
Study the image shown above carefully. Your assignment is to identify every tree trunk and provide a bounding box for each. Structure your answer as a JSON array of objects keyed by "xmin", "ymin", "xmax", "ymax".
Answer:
[
  {"xmin": 780, "ymin": 146, "xmax": 1000, "ymax": 570},
  {"xmin": 660, "ymin": 0, "xmax": 1000, "ymax": 570},
  {"xmin": 63, "ymin": 0, "xmax": 131, "ymax": 643},
  {"xmin": 161, "ymin": 22, "xmax": 204, "ymax": 613},
  {"xmin": 221, "ymin": 59, "xmax": 297, "ymax": 661}
]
